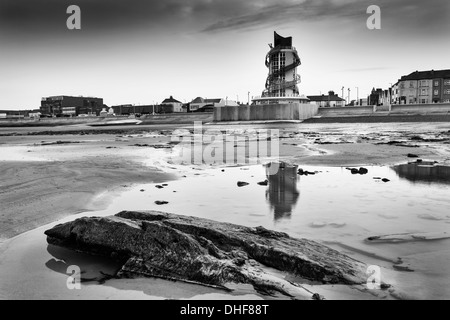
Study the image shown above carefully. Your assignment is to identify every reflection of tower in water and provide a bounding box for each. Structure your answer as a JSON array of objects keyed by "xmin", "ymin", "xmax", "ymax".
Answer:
[{"xmin": 265, "ymin": 162, "xmax": 300, "ymax": 221}]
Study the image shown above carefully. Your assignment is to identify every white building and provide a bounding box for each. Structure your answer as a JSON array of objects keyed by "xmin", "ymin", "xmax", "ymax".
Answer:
[{"xmin": 189, "ymin": 97, "xmax": 238, "ymax": 111}]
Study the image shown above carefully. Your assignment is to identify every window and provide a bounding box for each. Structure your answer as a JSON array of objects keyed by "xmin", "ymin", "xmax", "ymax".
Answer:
[
  {"xmin": 420, "ymin": 80, "xmax": 428, "ymax": 87},
  {"xmin": 400, "ymin": 82, "xmax": 405, "ymax": 89},
  {"xmin": 434, "ymin": 81, "xmax": 439, "ymax": 87},
  {"xmin": 445, "ymin": 89, "xmax": 450, "ymax": 95},
  {"xmin": 409, "ymin": 82, "xmax": 415, "ymax": 88},
  {"xmin": 421, "ymin": 89, "xmax": 428, "ymax": 95},
  {"xmin": 445, "ymin": 80, "xmax": 450, "ymax": 86},
  {"xmin": 445, "ymin": 99, "xmax": 450, "ymax": 103},
  {"xmin": 434, "ymin": 90, "xmax": 439, "ymax": 95}
]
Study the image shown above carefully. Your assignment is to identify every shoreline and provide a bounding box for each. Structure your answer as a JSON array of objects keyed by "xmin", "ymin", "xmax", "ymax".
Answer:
[{"xmin": 303, "ymin": 114, "xmax": 450, "ymax": 123}]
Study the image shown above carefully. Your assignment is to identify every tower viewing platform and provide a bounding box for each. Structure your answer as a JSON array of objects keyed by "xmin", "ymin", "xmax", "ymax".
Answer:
[{"xmin": 214, "ymin": 32, "xmax": 317, "ymax": 122}]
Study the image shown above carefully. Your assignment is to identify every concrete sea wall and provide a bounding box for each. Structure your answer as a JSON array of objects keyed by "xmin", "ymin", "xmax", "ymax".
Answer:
[
  {"xmin": 390, "ymin": 103, "xmax": 450, "ymax": 114},
  {"xmin": 214, "ymin": 103, "xmax": 319, "ymax": 122},
  {"xmin": 317, "ymin": 106, "xmax": 375, "ymax": 117}
]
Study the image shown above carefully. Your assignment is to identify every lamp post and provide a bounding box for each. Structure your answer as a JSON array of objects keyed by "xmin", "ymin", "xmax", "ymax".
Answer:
[
  {"xmin": 248, "ymin": 91, "xmax": 250, "ymax": 105},
  {"xmin": 356, "ymin": 87, "xmax": 359, "ymax": 105},
  {"xmin": 341, "ymin": 87, "xmax": 344, "ymax": 100},
  {"xmin": 389, "ymin": 83, "xmax": 393, "ymax": 105}
]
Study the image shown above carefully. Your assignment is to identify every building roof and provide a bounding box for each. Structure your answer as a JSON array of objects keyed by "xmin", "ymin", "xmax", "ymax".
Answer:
[
  {"xmin": 191, "ymin": 97, "xmax": 205, "ymax": 104},
  {"xmin": 307, "ymin": 95, "xmax": 345, "ymax": 102},
  {"xmin": 274, "ymin": 31, "xmax": 292, "ymax": 47},
  {"xmin": 400, "ymin": 69, "xmax": 450, "ymax": 81},
  {"xmin": 205, "ymin": 98, "xmax": 222, "ymax": 104},
  {"xmin": 161, "ymin": 96, "xmax": 182, "ymax": 104}
]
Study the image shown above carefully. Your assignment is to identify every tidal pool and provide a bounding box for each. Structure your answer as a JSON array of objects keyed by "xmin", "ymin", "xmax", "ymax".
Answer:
[{"xmin": 1, "ymin": 161, "xmax": 449, "ymax": 300}]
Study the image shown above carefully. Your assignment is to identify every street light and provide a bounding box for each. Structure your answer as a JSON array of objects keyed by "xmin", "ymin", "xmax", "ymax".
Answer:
[
  {"xmin": 355, "ymin": 87, "xmax": 359, "ymax": 105},
  {"xmin": 389, "ymin": 83, "xmax": 393, "ymax": 105}
]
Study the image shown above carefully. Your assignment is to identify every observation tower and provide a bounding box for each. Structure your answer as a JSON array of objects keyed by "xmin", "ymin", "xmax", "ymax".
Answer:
[{"xmin": 253, "ymin": 32, "xmax": 309, "ymax": 105}]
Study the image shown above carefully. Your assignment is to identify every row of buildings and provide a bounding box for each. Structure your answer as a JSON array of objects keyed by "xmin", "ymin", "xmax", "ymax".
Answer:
[
  {"xmin": 311, "ymin": 69, "xmax": 450, "ymax": 108},
  {"xmin": 3, "ymin": 69, "xmax": 449, "ymax": 118},
  {"xmin": 368, "ymin": 69, "xmax": 450, "ymax": 106},
  {"xmin": 34, "ymin": 95, "xmax": 240, "ymax": 117}
]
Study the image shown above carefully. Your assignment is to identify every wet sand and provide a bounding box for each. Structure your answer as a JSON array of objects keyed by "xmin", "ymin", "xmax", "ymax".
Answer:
[
  {"xmin": 1, "ymin": 122, "xmax": 449, "ymax": 241},
  {"xmin": 0, "ymin": 132, "xmax": 177, "ymax": 241},
  {"xmin": 1, "ymin": 121, "xmax": 450, "ymax": 299}
]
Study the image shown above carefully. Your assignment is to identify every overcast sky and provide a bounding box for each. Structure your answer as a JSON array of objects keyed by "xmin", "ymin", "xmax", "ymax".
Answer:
[{"xmin": 1, "ymin": 0, "xmax": 449, "ymax": 109}]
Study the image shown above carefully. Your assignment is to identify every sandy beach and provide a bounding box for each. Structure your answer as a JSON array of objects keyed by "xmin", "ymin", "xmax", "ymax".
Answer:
[{"xmin": 1, "ymin": 121, "xmax": 450, "ymax": 300}]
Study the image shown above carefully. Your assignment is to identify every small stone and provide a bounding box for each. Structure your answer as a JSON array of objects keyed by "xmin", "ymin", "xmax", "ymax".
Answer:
[
  {"xmin": 382, "ymin": 178, "xmax": 390, "ymax": 183},
  {"xmin": 257, "ymin": 180, "xmax": 269, "ymax": 186},
  {"xmin": 237, "ymin": 181, "xmax": 249, "ymax": 187},
  {"xmin": 407, "ymin": 153, "xmax": 419, "ymax": 158},
  {"xmin": 155, "ymin": 185, "xmax": 164, "ymax": 189},
  {"xmin": 380, "ymin": 283, "xmax": 392, "ymax": 290},
  {"xmin": 140, "ymin": 189, "xmax": 145, "ymax": 192},
  {"xmin": 154, "ymin": 201, "xmax": 169, "ymax": 205},
  {"xmin": 312, "ymin": 293, "xmax": 325, "ymax": 300}
]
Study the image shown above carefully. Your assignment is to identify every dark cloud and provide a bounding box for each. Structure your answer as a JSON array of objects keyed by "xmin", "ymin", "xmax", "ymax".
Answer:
[
  {"xmin": 201, "ymin": 0, "xmax": 450, "ymax": 34},
  {"xmin": 0, "ymin": 0, "xmax": 195, "ymax": 39},
  {"xmin": 0, "ymin": 0, "xmax": 448, "ymax": 41}
]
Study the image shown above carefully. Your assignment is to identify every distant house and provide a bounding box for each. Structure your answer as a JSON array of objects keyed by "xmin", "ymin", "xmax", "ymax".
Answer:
[
  {"xmin": 0, "ymin": 109, "xmax": 29, "ymax": 119},
  {"xmin": 189, "ymin": 97, "xmax": 238, "ymax": 112},
  {"xmin": 368, "ymin": 88, "xmax": 384, "ymax": 106},
  {"xmin": 161, "ymin": 96, "xmax": 183, "ymax": 113},
  {"xmin": 394, "ymin": 69, "xmax": 450, "ymax": 104},
  {"xmin": 307, "ymin": 91, "xmax": 346, "ymax": 107}
]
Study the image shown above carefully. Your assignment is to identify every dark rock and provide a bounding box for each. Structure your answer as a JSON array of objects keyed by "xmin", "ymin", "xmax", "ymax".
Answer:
[
  {"xmin": 140, "ymin": 189, "xmax": 145, "ymax": 192},
  {"xmin": 162, "ymin": 184, "xmax": 168, "ymax": 187},
  {"xmin": 358, "ymin": 167, "xmax": 369, "ymax": 175},
  {"xmin": 297, "ymin": 169, "xmax": 316, "ymax": 176},
  {"xmin": 155, "ymin": 185, "xmax": 164, "ymax": 189},
  {"xmin": 257, "ymin": 180, "xmax": 269, "ymax": 186},
  {"xmin": 237, "ymin": 181, "xmax": 249, "ymax": 187},
  {"xmin": 312, "ymin": 293, "xmax": 325, "ymax": 300},
  {"xmin": 416, "ymin": 159, "xmax": 423, "ymax": 163},
  {"xmin": 407, "ymin": 153, "xmax": 419, "ymax": 158},
  {"xmin": 349, "ymin": 167, "xmax": 368, "ymax": 175},
  {"xmin": 393, "ymin": 265, "xmax": 414, "ymax": 272},
  {"xmin": 154, "ymin": 201, "xmax": 169, "ymax": 205},
  {"xmin": 382, "ymin": 178, "xmax": 390, "ymax": 183},
  {"xmin": 45, "ymin": 211, "xmax": 370, "ymax": 299},
  {"xmin": 380, "ymin": 283, "xmax": 392, "ymax": 290}
]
